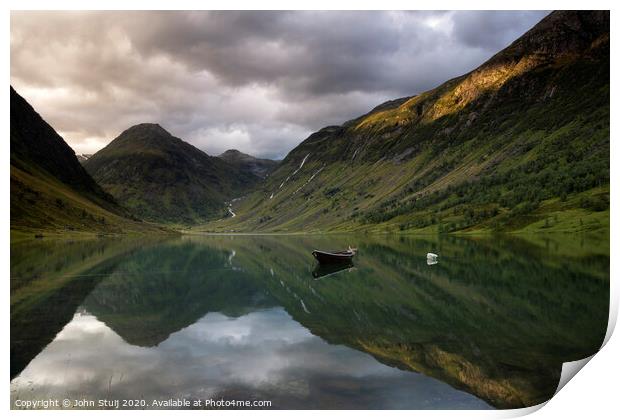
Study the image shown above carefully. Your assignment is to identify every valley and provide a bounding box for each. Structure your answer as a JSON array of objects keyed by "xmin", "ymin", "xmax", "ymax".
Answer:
[{"xmin": 10, "ymin": 11, "xmax": 610, "ymax": 237}]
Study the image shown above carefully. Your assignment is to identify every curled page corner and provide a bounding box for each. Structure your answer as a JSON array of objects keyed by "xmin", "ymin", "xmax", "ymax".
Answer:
[
  {"xmin": 502, "ymin": 355, "xmax": 599, "ymax": 418},
  {"xmin": 551, "ymin": 298, "xmax": 614, "ymax": 399},
  {"xmin": 498, "ymin": 401, "xmax": 548, "ymax": 418},
  {"xmin": 601, "ymin": 285, "xmax": 618, "ymax": 348},
  {"xmin": 554, "ymin": 355, "xmax": 595, "ymax": 396},
  {"xmin": 516, "ymin": 288, "xmax": 617, "ymax": 415}
]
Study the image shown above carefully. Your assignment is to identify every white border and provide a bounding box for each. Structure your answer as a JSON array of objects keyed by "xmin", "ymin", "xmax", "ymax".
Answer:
[{"xmin": 2, "ymin": 1, "xmax": 617, "ymax": 420}]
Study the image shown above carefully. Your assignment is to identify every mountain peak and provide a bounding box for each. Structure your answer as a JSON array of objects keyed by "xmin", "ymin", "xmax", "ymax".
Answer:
[
  {"xmin": 218, "ymin": 149, "xmax": 279, "ymax": 179},
  {"xmin": 487, "ymin": 10, "xmax": 609, "ymax": 66},
  {"xmin": 121, "ymin": 123, "xmax": 171, "ymax": 138},
  {"xmin": 105, "ymin": 122, "xmax": 190, "ymax": 154},
  {"xmin": 220, "ymin": 149, "xmax": 249, "ymax": 159},
  {"xmin": 83, "ymin": 124, "xmax": 261, "ymax": 224}
]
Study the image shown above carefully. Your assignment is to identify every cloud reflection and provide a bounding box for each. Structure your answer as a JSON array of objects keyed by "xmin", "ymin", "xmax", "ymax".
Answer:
[{"xmin": 11, "ymin": 308, "xmax": 490, "ymax": 409}]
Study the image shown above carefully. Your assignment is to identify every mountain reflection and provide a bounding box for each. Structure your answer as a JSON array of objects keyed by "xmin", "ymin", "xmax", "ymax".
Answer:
[
  {"xmin": 10, "ymin": 234, "xmax": 608, "ymax": 409},
  {"xmin": 82, "ymin": 241, "xmax": 276, "ymax": 346}
]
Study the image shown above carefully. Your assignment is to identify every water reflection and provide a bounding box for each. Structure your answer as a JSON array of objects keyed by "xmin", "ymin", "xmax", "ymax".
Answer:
[
  {"xmin": 10, "ymin": 234, "xmax": 609, "ymax": 409},
  {"xmin": 312, "ymin": 261, "xmax": 355, "ymax": 279}
]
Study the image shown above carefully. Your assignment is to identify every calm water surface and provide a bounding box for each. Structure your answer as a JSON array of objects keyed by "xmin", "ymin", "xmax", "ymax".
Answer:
[{"xmin": 10, "ymin": 234, "xmax": 609, "ymax": 409}]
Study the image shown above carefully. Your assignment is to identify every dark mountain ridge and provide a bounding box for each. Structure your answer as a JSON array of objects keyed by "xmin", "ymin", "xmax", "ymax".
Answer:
[
  {"xmin": 84, "ymin": 124, "xmax": 261, "ymax": 224},
  {"xmin": 10, "ymin": 87, "xmax": 113, "ymax": 205},
  {"xmin": 10, "ymin": 87, "xmax": 156, "ymax": 234}
]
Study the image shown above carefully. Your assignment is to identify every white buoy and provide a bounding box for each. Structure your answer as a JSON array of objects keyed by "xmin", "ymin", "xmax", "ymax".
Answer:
[
  {"xmin": 427, "ymin": 252, "xmax": 438, "ymax": 266},
  {"xmin": 427, "ymin": 253, "xmax": 438, "ymax": 259}
]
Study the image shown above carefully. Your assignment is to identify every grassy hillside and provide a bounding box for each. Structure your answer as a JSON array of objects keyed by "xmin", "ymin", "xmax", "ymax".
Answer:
[
  {"xmin": 10, "ymin": 87, "xmax": 167, "ymax": 237},
  {"xmin": 11, "ymin": 165, "xmax": 167, "ymax": 238},
  {"xmin": 200, "ymin": 11, "xmax": 609, "ymax": 235},
  {"xmin": 84, "ymin": 124, "xmax": 261, "ymax": 225}
]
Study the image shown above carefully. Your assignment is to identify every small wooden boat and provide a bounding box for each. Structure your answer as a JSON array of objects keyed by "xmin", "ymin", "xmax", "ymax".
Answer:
[{"xmin": 312, "ymin": 246, "xmax": 357, "ymax": 264}]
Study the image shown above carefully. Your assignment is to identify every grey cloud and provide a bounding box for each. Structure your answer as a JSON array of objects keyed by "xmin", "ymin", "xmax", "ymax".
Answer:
[
  {"xmin": 451, "ymin": 10, "xmax": 549, "ymax": 51},
  {"xmin": 10, "ymin": 11, "xmax": 548, "ymax": 158}
]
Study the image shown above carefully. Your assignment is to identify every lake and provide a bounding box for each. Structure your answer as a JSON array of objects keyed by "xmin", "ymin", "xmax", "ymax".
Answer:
[{"xmin": 10, "ymin": 234, "xmax": 609, "ymax": 409}]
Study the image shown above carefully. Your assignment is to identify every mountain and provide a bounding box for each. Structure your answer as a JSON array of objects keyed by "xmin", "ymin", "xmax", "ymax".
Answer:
[
  {"xmin": 218, "ymin": 149, "xmax": 279, "ymax": 178},
  {"xmin": 83, "ymin": 124, "xmax": 261, "ymax": 224},
  {"xmin": 10, "ymin": 87, "xmax": 159, "ymax": 236},
  {"xmin": 204, "ymin": 11, "xmax": 609, "ymax": 234},
  {"xmin": 76, "ymin": 153, "xmax": 92, "ymax": 163}
]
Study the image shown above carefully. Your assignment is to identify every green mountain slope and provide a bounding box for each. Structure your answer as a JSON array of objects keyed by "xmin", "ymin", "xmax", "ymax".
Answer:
[
  {"xmin": 10, "ymin": 87, "xmax": 163, "ymax": 236},
  {"xmin": 84, "ymin": 124, "xmax": 261, "ymax": 224},
  {"xmin": 203, "ymin": 11, "xmax": 609, "ymax": 234},
  {"xmin": 218, "ymin": 149, "xmax": 280, "ymax": 179}
]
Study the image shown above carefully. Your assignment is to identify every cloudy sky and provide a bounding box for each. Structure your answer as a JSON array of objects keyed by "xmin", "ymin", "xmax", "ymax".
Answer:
[{"xmin": 10, "ymin": 11, "xmax": 548, "ymax": 159}]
